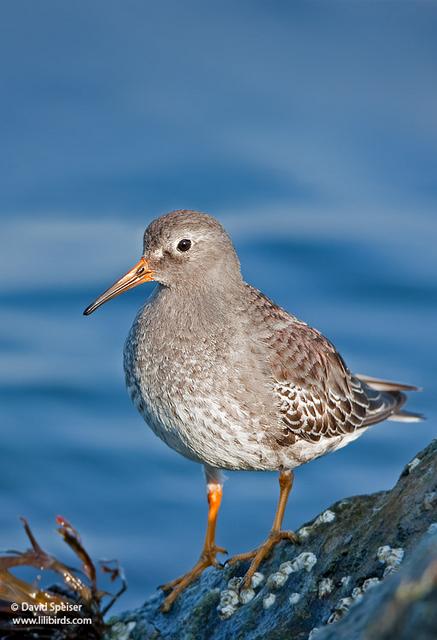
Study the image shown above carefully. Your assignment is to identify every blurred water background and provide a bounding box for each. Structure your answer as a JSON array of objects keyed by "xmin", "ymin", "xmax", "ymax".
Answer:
[{"xmin": 1, "ymin": 1, "xmax": 436, "ymax": 613}]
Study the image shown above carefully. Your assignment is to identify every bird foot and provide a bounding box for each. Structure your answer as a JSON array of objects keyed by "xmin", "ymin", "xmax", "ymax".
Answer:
[
  {"xmin": 227, "ymin": 530, "xmax": 298, "ymax": 589},
  {"xmin": 159, "ymin": 544, "xmax": 227, "ymax": 612}
]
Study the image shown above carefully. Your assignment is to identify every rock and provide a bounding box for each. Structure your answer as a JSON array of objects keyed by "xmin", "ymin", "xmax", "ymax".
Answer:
[
  {"xmin": 314, "ymin": 533, "xmax": 437, "ymax": 640},
  {"xmin": 106, "ymin": 440, "xmax": 437, "ymax": 640}
]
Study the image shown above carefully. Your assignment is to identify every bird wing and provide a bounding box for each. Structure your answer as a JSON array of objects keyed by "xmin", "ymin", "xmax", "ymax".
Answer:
[{"xmin": 244, "ymin": 285, "xmax": 406, "ymax": 445}]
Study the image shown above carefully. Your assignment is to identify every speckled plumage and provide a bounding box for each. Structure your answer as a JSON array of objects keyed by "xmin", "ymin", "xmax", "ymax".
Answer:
[{"xmin": 122, "ymin": 210, "xmax": 419, "ymax": 472}]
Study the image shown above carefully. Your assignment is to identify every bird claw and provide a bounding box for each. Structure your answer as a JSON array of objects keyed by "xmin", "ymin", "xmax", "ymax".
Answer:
[
  {"xmin": 225, "ymin": 550, "xmax": 257, "ymax": 566},
  {"xmin": 226, "ymin": 529, "xmax": 298, "ymax": 589},
  {"xmin": 159, "ymin": 543, "xmax": 227, "ymax": 611},
  {"xmin": 159, "ymin": 576, "xmax": 183, "ymax": 593},
  {"xmin": 214, "ymin": 545, "xmax": 228, "ymax": 555}
]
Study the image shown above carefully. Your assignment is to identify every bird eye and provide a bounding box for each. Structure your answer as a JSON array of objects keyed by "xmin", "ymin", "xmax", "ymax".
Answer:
[{"xmin": 177, "ymin": 239, "xmax": 191, "ymax": 252}]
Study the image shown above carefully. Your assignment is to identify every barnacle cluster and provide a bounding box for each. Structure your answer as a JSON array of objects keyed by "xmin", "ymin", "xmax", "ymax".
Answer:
[
  {"xmin": 298, "ymin": 510, "xmax": 336, "ymax": 540},
  {"xmin": 326, "ymin": 576, "xmax": 380, "ymax": 625},
  {"xmin": 377, "ymin": 545, "xmax": 405, "ymax": 577},
  {"xmin": 217, "ymin": 551, "xmax": 318, "ymax": 619},
  {"xmin": 217, "ymin": 573, "xmax": 264, "ymax": 619}
]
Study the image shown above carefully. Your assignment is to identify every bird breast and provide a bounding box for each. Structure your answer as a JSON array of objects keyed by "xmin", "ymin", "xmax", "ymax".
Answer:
[{"xmin": 123, "ymin": 289, "xmax": 280, "ymax": 470}]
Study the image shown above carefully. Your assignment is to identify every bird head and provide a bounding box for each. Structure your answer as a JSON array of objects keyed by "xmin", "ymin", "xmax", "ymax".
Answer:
[{"xmin": 83, "ymin": 209, "xmax": 241, "ymax": 315}]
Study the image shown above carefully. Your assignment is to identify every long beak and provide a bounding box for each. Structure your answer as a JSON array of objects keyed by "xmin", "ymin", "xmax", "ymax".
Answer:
[{"xmin": 83, "ymin": 257, "xmax": 154, "ymax": 316}]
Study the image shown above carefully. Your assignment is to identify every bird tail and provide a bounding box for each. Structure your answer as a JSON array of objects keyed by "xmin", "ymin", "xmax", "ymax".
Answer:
[{"xmin": 355, "ymin": 374, "xmax": 424, "ymax": 424}]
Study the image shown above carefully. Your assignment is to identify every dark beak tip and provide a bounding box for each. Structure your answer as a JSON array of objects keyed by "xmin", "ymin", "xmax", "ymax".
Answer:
[{"xmin": 83, "ymin": 305, "xmax": 94, "ymax": 316}]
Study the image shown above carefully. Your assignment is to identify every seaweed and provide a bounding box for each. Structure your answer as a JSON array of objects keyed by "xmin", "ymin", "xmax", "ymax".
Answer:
[{"xmin": 0, "ymin": 516, "xmax": 126, "ymax": 639}]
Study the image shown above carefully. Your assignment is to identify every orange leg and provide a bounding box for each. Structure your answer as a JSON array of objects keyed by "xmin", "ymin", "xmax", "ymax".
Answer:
[
  {"xmin": 160, "ymin": 478, "xmax": 226, "ymax": 612},
  {"xmin": 227, "ymin": 469, "xmax": 298, "ymax": 588}
]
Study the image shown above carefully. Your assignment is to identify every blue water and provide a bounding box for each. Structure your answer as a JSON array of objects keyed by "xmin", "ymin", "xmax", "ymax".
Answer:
[{"xmin": 1, "ymin": 1, "xmax": 436, "ymax": 614}]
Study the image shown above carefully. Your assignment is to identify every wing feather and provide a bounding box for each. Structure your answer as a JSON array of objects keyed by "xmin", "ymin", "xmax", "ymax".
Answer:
[{"xmin": 244, "ymin": 285, "xmax": 410, "ymax": 446}]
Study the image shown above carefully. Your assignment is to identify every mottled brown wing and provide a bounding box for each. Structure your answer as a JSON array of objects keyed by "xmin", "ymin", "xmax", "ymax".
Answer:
[{"xmin": 245, "ymin": 286, "xmax": 400, "ymax": 445}]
